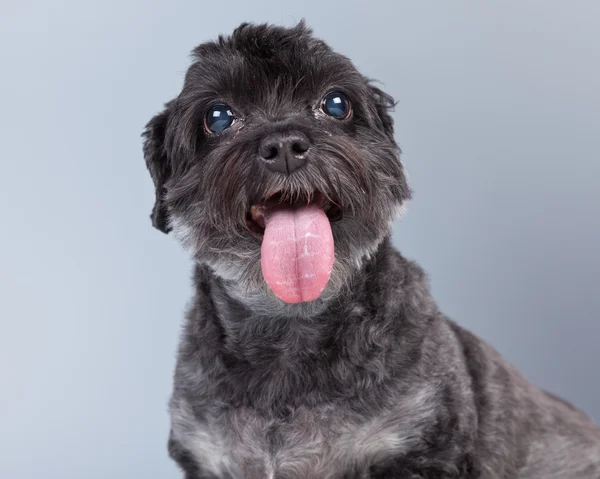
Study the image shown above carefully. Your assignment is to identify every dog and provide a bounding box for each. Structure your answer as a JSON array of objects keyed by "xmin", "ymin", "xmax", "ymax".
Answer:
[{"xmin": 142, "ymin": 21, "xmax": 600, "ymax": 479}]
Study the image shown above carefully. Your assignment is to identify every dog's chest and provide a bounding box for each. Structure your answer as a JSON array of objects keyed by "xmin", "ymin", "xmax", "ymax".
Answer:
[
  {"xmin": 223, "ymin": 406, "xmax": 355, "ymax": 478},
  {"xmin": 171, "ymin": 390, "xmax": 435, "ymax": 479}
]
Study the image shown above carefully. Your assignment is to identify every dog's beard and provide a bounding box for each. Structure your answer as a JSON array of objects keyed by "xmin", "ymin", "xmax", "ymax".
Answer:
[{"xmin": 164, "ymin": 132, "xmax": 407, "ymax": 308}]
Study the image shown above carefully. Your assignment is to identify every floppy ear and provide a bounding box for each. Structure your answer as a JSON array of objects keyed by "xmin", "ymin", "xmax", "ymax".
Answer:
[
  {"xmin": 369, "ymin": 84, "xmax": 396, "ymax": 142},
  {"xmin": 142, "ymin": 101, "xmax": 173, "ymax": 234}
]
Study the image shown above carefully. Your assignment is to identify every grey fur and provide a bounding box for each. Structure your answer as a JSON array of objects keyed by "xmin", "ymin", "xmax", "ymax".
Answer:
[{"xmin": 143, "ymin": 22, "xmax": 600, "ymax": 479}]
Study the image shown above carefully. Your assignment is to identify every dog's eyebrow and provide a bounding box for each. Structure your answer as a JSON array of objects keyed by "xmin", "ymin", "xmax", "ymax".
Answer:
[{"xmin": 292, "ymin": 75, "xmax": 307, "ymax": 93}]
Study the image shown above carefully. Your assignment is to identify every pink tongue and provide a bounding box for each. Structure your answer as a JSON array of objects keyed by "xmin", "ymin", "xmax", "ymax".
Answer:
[{"xmin": 261, "ymin": 204, "xmax": 334, "ymax": 303}]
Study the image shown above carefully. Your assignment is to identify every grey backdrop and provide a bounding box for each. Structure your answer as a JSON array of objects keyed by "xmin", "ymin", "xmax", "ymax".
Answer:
[{"xmin": 1, "ymin": 1, "xmax": 599, "ymax": 478}]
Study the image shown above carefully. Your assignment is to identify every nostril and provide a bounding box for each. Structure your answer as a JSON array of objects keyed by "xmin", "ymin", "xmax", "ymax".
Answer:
[
  {"xmin": 265, "ymin": 146, "xmax": 278, "ymax": 160},
  {"xmin": 260, "ymin": 142, "xmax": 279, "ymax": 160},
  {"xmin": 291, "ymin": 140, "xmax": 309, "ymax": 155}
]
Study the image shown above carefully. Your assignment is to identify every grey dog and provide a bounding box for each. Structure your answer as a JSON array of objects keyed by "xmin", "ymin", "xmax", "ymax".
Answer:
[{"xmin": 142, "ymin": 21, "xmax": 600, "ymax": 479}]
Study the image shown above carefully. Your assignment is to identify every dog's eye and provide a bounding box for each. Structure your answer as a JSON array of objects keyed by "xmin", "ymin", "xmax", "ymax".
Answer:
[
  {"xmin": 204, "ymin": 104, "xmax": 234, "ymax": 133},
  {"xmin": 320, "ymin": 92, "xmax": 351, "ymax": 119}
]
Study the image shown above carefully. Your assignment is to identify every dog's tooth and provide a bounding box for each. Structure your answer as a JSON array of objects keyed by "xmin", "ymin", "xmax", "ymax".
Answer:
[{"xmin": 250, "ymin": 205, "xmax": 261, "ymax": 220}]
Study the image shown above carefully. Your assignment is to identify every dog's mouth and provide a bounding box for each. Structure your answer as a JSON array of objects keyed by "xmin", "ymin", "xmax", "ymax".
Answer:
[
  {"xmin": 244, "ymin": 190, "xmax": 340, "ymax": 304},
  {"xmin": 245, "ymin": 191, "xmax": 343, "ymax": 236}
]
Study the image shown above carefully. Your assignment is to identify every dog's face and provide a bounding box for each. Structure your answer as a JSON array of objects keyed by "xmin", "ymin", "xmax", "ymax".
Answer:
[{"xmin": 143, "ymin": 22, "xmax": 410, "ymax": 307}]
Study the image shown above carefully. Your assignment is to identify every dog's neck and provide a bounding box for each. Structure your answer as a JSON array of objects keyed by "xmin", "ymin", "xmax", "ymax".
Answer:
[
  {"xmin": 183, "ymin": 236, "xmax": 437, "ymax": 411},
  {"xmin": 202, "ymin": 236, "xmax": 405, "ymax": 323}
]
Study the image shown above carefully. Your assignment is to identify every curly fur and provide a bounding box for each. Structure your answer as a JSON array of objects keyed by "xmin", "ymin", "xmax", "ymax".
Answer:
[{"xmin": 142, "ymin": 21, "xmax": 600, "ymax": 478}]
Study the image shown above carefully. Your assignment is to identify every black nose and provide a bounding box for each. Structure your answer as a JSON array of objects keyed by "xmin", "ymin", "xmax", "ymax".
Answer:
[{"xmin": 258, "ymin": 132, "xmax": 310, "ymax": 175}]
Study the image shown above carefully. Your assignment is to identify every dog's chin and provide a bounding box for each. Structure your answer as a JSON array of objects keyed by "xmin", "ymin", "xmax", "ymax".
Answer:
[{"xmin": 169, "ymin": 200, "xmax": 396, "ymax": 315}]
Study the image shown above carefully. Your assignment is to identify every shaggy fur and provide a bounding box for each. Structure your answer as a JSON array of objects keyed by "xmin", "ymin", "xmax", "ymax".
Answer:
[{"xmin": 142, "ymin": 21, "xmax": 600, "ymax": 478}]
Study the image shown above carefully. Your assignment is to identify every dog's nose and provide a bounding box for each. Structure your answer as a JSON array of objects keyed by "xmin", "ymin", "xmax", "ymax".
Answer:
[{"xmin": 258, "ymin": 132, "xmax": 310, "ymax": 175}]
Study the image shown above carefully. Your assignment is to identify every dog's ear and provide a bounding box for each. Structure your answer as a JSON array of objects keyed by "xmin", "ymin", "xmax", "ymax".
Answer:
[
  {"xmin": 369, "ymin": 84, "xmax": 396, "ymax": 141},
  {"xmin": 142, "ymin": 102, "xmax": 173, "ymax": 234}
]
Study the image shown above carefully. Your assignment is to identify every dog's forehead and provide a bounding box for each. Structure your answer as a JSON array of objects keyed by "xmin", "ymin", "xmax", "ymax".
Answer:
[{"xmin": 184, "ymin": 25, "xmax": 365, "ymax": 109}]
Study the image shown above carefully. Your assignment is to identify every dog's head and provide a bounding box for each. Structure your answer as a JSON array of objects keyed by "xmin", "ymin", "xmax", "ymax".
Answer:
[{"xmin": 143, "ymin": 21, "xmax": 410, "ymax": 308}]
